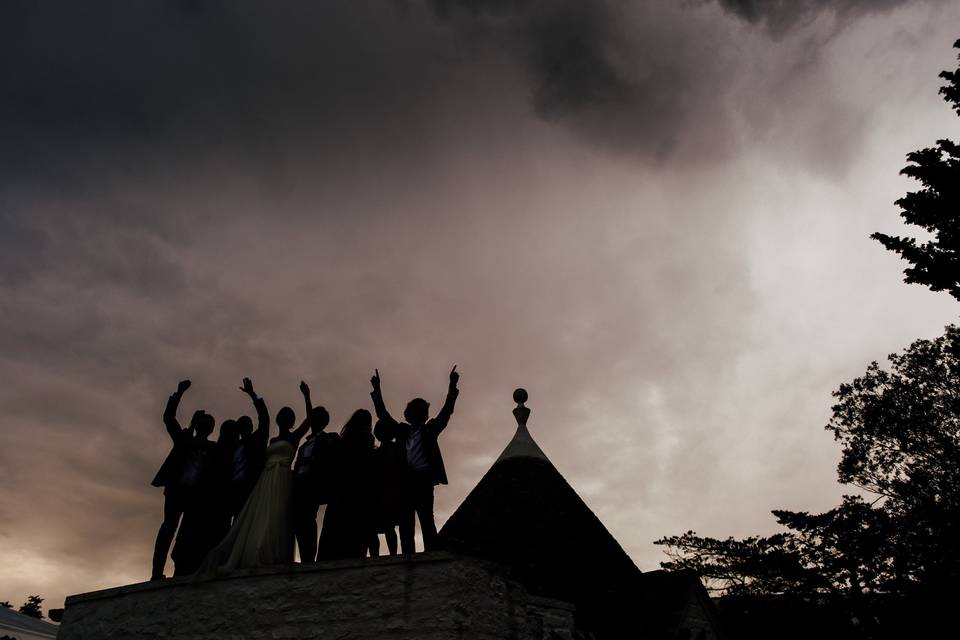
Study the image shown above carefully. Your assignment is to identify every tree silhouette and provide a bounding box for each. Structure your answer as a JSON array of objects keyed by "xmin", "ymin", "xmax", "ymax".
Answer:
[
  {"xmin": 659, "ymin": 325, "xmax": 960, "ymax": 589},
  {"xmin": 17, "ymin": 594, "xmax": 43, "ymax": 619},
  {"xmin": 872, "ymin": 39, "xmax": 960, "ymax": 300},
  {"xmin": 828, "ymin": 327, "xmax": 960, "ymax": 587},
  {"xmin": 655, "ymin": 496, "xmax": 895, "ymax": 599}
]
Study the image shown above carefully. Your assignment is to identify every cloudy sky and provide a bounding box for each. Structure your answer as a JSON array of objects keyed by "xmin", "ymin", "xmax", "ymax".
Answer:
[{"xmin": 2, "ymin": 0, "xmax": 959, "ymax": 611}]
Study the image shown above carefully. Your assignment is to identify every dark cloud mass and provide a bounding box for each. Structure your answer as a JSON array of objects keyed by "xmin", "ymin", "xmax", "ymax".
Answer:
[
  {"xmin": 434, "ymin": 0, "xmax": 633, "ymax": 113},
  {"xmin": 2, "ymin": 0, "xmax": 719, "ymax": 173},
  {"xmin": 0, "ymin": 0, "xmax": 932, "ymax": 179},
  {"xmin": 1, "ymin": 1, "xmax": 474, "ymax": 188},
  {"xmin": 715, "ymin": 0, "xmax": 921, "ymax": 34},
  {"xmin": 431, "ymin": 0, "xmax": 751, "ymax": 159},
  {"xmin": 0, "ymin": 0, "xmax": 873, "ymax": 182}
]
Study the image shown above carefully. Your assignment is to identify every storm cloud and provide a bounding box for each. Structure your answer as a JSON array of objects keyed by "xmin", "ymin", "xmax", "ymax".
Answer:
[
  {"xmin": 714, "ymin": 0, "xmax": 925, "ymax": 34},
  {"xmin": 3, "ymin": 0, "xmax": 931, "ymax": 180}
]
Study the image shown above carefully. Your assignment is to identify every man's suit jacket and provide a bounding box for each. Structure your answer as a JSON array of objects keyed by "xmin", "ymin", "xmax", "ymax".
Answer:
[
  {"xmin": 152, "ymin": 393, "xmax": 194, "ymax": 488},
  {"xmin": 372, "ymin": 387, "xmax": 459, "ymax": 486}
]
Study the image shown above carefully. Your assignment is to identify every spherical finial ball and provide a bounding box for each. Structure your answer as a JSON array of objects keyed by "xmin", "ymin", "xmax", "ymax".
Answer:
[{"xmin": 513, "ymin": 388, "xmax": 528, "ymax": 404}]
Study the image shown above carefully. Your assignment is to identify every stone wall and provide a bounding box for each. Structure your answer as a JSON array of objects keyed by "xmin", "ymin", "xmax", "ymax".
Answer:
[{"xmin": 57, "ymin": 552, "xmax": 581, "ymax": 640}]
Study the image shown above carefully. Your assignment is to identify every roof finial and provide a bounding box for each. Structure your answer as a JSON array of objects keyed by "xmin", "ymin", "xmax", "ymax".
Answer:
[
  {"xmin": 496, "ymin": 387, "xmax": 547, "ymax": 462},
  {"xmin": 513, "ymin": 388, "xmax": 530, "ymax": 427}
]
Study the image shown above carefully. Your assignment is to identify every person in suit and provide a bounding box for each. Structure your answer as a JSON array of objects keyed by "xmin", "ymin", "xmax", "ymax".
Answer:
[
  {"xmin": 150, "ymin": 379, "xmax": 216, "ymax": 580},
  {"xmin": 370, "ymin": 366, "xmax": 459, "ymax": 554},
  {"xmin": 209, "ymin": 419, "xmax": 240, "ymax": 546},
  {"xmin": 291, "ymin": 380, "xmax": 337, "ymax": 563}
]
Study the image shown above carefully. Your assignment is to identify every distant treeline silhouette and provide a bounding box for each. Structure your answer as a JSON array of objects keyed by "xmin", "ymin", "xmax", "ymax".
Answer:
[{"xmin": 151, "ymin": 367, "xmax": 459, "ymax": 579}]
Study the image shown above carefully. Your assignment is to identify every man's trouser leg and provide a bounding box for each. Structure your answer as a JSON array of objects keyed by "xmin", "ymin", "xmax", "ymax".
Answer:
[
  {"xmin": 398, "ymin": 472, "xmax": 417, "ymax": 554},
  {"xmin": 293, "ymin": 480, "xmax": 318, "ymax": 563},
  {"xmin": 152, "ymin": 489, "xmax": 184, "ymax": 579},
  {"xmin": 413, "ymin": 475, "xmax": 439, "ymax": 551}
]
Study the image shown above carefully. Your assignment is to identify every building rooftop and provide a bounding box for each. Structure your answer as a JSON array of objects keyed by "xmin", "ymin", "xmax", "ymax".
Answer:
[
  {"xmin": 440, "ymin": 389, "xmax": 643, "ymax": 636},
  {"xmin": 0, "ymin": 607, "xmax": 59, "ymax": 640}
]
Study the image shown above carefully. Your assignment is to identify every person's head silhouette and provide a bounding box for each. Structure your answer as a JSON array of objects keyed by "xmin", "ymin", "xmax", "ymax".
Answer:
[
  {"xmin": 191, "ymin": 410, "xmax": 216, "ymax": 438},
  {"xmin": 404, "ymin": 398, "xmax": 430, "ymax": 426},
  {"xmin": 341, "ymin": 409, "xmax": 373, "ymax": 448},
  {"xmin": 219, "ymin": 419, "xmax": 239, "ymax": 445},
  {"xmin": 236, "ymin": 416, "xmax": 253, "ymax": 439},
  {"xmin": 276, "ymin": 406, "xmax": 296, "ymax": 433},
  {"xmin": 309, "ymin": 406, "xmax": 330, "ymax": 434}
]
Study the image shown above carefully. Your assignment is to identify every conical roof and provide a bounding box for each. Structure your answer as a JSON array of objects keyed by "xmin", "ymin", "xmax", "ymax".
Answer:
[
  {"xmin": 494, "ymin": 420, "xmax": 549, "ymax": 463},
  {"xmin": 440, "ymin": 389, "xmax": 641, "ymax": 625}
]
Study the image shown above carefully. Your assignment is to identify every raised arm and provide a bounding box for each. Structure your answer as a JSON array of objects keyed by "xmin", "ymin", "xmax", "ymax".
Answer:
[
  {"xmin": 291, "ymin": 381, "xmax": 313, "ymax": 442},
  {"xmin": 432, "ymin": 366, "xmax": 460, "ymax": 434},
  {"xmin": 163, "ymin": 379, "xmax": 191, "ymax": 441},
  {"xmin": 300, "ymin": 380, "xmax": 313, "ymax": 416},
  {"xmin": 240, "ymin": 377, "xmax": 270, "ymax": 443},
  {"xmin": 370, "ymin": 369, "xmax": 398, "ymax": 433}
]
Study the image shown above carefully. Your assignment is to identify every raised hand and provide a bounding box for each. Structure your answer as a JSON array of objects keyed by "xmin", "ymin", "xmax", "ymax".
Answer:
[
  {"xmin": 240, "ymin": 377, "xmax": 256, "ymax": 398},
  {"xmin": 299, "ymin": 380, "xmax": 310, "ymax": 397},
  {"xmin": 449, "ymin": 365, "xmax": 459, "ymax": 388},
  {"xmin": 371, "ymin": 368, "xmax": 381, "ymax": 390},
  {"xmin": 176, "ymin": 379, "xmax": 191, "ymax": 395}
]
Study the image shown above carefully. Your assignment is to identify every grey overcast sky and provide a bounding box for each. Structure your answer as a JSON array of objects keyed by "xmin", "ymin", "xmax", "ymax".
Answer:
[{"xmin": 1, "ymin": 0, "xmax": 959, "ymax": 610}]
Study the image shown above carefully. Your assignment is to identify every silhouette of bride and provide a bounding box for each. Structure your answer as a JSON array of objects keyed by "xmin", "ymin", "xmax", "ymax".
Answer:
[{"xmin": 198, "ymin": 378, "xmax": 310, "ymax": 573}]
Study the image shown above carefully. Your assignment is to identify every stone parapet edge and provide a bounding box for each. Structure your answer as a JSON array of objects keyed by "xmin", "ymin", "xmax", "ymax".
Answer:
[{"xmin": 64, "ymin": 551, "xmax": 460, "ymax": 605}]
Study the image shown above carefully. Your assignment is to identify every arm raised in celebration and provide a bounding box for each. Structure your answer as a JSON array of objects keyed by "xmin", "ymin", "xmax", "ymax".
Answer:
[
  {"xmin": 432, "ymin": 366, "xmax": 460, "ymax": 435},
  {"xmin": 291, "ymin": 381, "xmax": 313, "ymax": 442},
  {"xmin": 163, "ymin": 379, "xmax": 191, "ymax": 441},
  {"xmin": 370, "ymin": 369, "xmax": 398, "ymax": 440},
  {"xmin": 240, "ymin": 377, "xmax": 270, "ymax": 444}
]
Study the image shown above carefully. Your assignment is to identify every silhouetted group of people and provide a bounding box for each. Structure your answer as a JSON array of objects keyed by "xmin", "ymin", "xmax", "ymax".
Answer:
[{"xmin": 150, "ymin": 367, "xmax": 460, "ymax": 579}]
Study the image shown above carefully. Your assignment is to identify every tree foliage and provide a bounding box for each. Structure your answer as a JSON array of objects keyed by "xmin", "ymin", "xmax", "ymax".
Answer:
[
  {"xmin": 828, "ymin": 328, "xmax": 960, "ymax": 503},
  {"xmin": 17, "ymin": 594, "xmax": 43, "ymax": 620},
  {"xmin": 828, "ymin": 327, "xmax": 960, "ymax": 585},
  {"xmin": 654, "ymin": 496, "xmax": 895, "ymax": 598},
  {"xmin": 872, "ymin": 39, "xmax": 960, "ymax": 300},
  {"xmin": 655, "ymin": 530, "xmax": 807, "ymax": 596},
  {"xmin": 658, "ymin": 326, "xmax": 960, "ymax": 599}
]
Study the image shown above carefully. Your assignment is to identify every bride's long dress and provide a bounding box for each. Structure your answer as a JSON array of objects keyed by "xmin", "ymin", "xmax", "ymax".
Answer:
[{"xmin": 199, "ymin": 439, "xmax": 295, "ymax": 573}]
